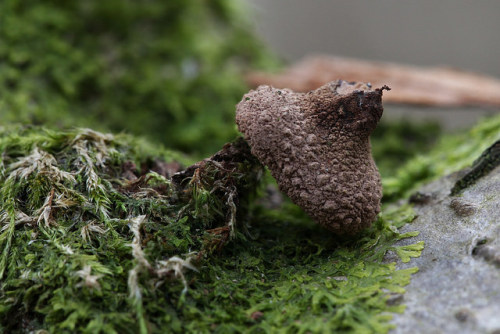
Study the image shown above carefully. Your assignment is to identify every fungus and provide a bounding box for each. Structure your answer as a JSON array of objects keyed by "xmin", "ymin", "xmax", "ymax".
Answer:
[{"xmin": 236, "ymin": 80, "xmax": 390, "ymax": 235}]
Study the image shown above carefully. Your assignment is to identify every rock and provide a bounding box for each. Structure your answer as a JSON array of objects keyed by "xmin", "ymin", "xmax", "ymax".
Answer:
[{"xmin": 389, "ymin": 164, "xmax": 500, "ymax": 333}]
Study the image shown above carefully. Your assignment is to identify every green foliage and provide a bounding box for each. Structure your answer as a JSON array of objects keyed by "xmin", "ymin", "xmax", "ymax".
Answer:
[
  {"xmin": 174, "ymin": 203, "xmax": 421, "ymax": 333},
  {"xmin": 0, "ymin": 0, "xmax": 275, "ymax": 156},
  {"xmin": 7, "ymin": 1, "xmax": 496, "ymax": 331},
  {"xmin": 0, "ymin": 126, "xmax": 262, "ymax": 333},
  {"xmin": 383, "ymin": 113, "xmax": 500, "ymax": 201},
  {"xmin": 371, "ymin": 119, "xmax": 441, "ymax": 179}
]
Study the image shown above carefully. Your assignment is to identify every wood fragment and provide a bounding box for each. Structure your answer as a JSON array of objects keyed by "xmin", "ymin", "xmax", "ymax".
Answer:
[{"xmin": 246, "ymin": 56, "xmax": 500, "ymax": 107}]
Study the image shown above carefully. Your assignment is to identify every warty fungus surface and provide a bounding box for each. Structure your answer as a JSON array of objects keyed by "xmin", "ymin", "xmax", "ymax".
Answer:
[{"xmin": 236, "ymin": 80, "xmax": 390, "ymax": 235}]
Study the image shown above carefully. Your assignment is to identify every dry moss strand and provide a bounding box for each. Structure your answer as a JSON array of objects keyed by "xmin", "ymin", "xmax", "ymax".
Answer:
[{"xmin": 236, "ymin": 80, "xmax": 389, "ymax": 235}]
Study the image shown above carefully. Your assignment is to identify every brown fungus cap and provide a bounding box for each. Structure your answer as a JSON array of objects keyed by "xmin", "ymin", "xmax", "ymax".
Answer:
[{"xmin": 236, "ymin": 80, "xmax": 390, "ymax": 235}]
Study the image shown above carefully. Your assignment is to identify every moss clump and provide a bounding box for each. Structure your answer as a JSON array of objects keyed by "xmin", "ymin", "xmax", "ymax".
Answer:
[
  {"xmin": 0, "ymin": 0, "xmax": 275, "ymax": 155},
  {"xmin": 0, "ymin": 126, "xmax": 262, "ymax": 333},
  {"xmin": 180, "ymin": 203, "xmax": 422, "ymax": 333}
]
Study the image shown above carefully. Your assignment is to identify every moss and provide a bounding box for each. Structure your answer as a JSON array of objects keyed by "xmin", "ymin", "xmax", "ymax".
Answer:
[
  {"xmin": 371, "ymin": 119, "xmax": 441, "ymax": 179},
  {"xmin": 0, "ymin": 124, "xmax": 424, "ymax": 333},
  {"xmin": 0, "ymin": 2, "xmax": 445, "ymax": 331},
  {"xmin": 0, "ymin": 126, "xmax": 262, "ymax": 333},
  {"xmin": 383, "ymin": 113, "xmax": 500, "ymax": 202},
  {"xmin": 0, "ymin": 0, "xmax": 277, "ymax": 156},
  {"xmin": 6, "ymin": 1, "xmax": 499, "ymax": 332},
  {"xmin": 1, "ymin": 100, "xmax": 497, "ymax": 333},
  {"xmin": 182, "ymin": 202, "xmax": 422, "ymax": 333}
]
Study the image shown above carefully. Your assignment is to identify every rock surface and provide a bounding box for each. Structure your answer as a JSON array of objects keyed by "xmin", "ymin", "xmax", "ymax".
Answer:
[{"xmin": 389, "ymin": 165, "xmax": 500, "ymax": 333}]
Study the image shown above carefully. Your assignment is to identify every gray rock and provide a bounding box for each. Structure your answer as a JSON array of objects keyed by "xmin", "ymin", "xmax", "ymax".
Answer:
[{"xmin": 390, "ymin": 166, "xmax": 500, "ymax": 334}]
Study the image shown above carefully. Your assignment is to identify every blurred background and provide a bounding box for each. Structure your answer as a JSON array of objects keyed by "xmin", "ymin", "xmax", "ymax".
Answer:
[
  {"xmin": 0, "ymin": 0, "xmax": 275, "ymax": 157},
  {"xmin": 1, "ymin": 0, "xmax": 498, "ymax": 164},
  {"xmin": 246, "ymin": 0, "xmax": 500, "ymax": 76},
  {"xmin": 245, "ymin": 0, "xmax": 500, "ymax": 129}
]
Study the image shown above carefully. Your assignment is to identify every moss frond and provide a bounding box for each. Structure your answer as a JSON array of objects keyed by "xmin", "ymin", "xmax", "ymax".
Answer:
[{"xmin": 0, "ymin": 127, "xmax": 262, "ymax": 332}]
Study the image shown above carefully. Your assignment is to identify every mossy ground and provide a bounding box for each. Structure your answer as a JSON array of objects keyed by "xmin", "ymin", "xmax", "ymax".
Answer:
[
  {"xmin": 1, "ymin": 1, "xmax": 499, "ymax": 332},
  {"xmin": 0, "ymin": 125, "xmax": 426, "ymax": 333},
  {"xmin": 1, "ymin": 116, "xmax": 498, "ymax": 333},
  {"xmin": 1, "ymin": 94, "xmax": 498, "ymax": 333},
  {"xmin": 0, "ymin": 126, "xmax": 262, "ymax": 333}
]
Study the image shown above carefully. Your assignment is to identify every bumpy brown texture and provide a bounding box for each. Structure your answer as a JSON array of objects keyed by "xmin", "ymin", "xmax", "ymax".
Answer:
[{"xmin": 236, "ymin": 80, "xmax": 389, "ymax": 235}]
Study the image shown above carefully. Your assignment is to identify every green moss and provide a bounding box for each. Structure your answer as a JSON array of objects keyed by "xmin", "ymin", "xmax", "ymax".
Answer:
[
  {"xmin": 0, "ymin": 126, "xmax": 262, "ymax": 333},
  {"xmin": 0, "ymin": 2, "xmax": 445, "ymax": 331},
  {"xmin": 0, "ymin": 127, "xmax": 422, "ymax": 333},
  {"xmin": 2, "ymin": 113, "xmax": 498, "ymax": 332},
  {"xmin": 0, "ymin": 125, "xmax": 423, "ymax": 333},
  {"xmin": 8, "ymin": 1, "xmax": 500, "ymax": 331},
  {"xmin": 178, "ymin": 203, "xmax": 422, "ymax": 333},
  {"xmin": 371, "ymin": 119, "xmax": 441, "ymax": 179},
  {"xmin": 0, "ymin": 0, "xmax": 276, "ymax": 156},
  {"xmin": 383, "ymin": 113, "xmax": 500, "ymax": 202}
]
